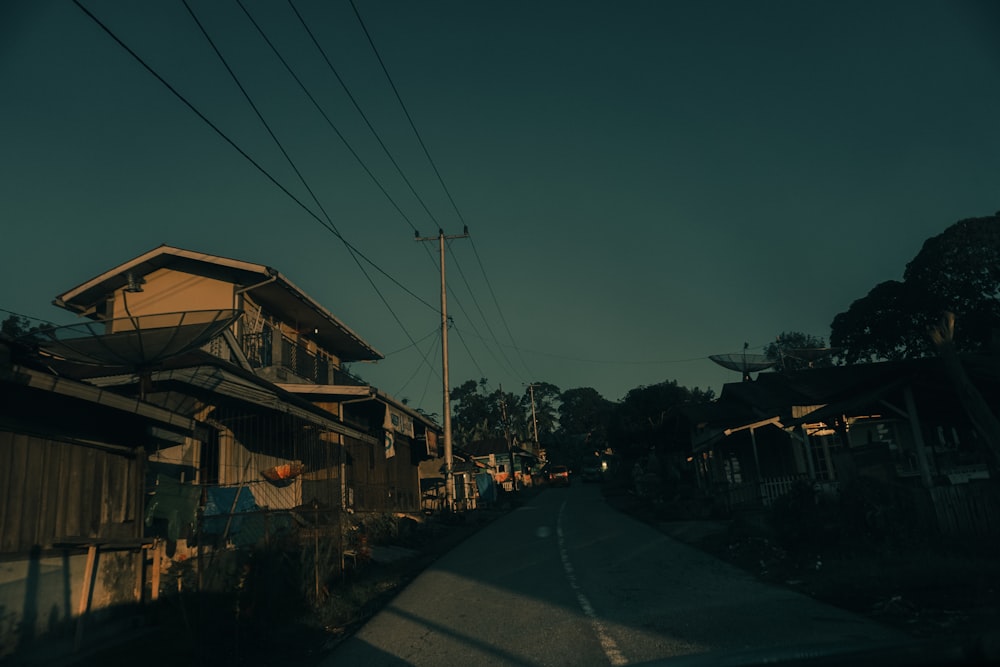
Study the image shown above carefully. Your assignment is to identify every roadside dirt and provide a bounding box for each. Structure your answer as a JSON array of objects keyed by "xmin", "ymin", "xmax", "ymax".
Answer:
[
  {"xmin": 65, "ymin": 486, "xmax": 999, "ymax": 666},
  {"xmin": 72, "ymin": 509, "xmax": 500, "ymax": 667},
  {"xmin": 600, "ymin": 485, "xmax": 1000, "ymax": 642}
]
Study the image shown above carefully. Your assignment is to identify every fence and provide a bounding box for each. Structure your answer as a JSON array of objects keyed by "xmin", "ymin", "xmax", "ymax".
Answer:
[
  {"xmin": 724, "ymin": 474, "xmax": 814, "ymax": 509},
  {"xmin": 929, "ymin": 480, "xmax": 1000, "ymax": 540}
]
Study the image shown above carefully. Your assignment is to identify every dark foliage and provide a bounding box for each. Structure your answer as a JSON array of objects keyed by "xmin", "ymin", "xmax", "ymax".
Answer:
[{"xmin": 831, "ymin": 213, "xmax": 1000, "ymax": 363}]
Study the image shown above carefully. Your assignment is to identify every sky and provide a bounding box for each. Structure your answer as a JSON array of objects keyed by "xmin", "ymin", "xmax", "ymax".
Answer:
[{"xmin": 2, "ymin": 1, "xmax": 999, "ymax": 416}]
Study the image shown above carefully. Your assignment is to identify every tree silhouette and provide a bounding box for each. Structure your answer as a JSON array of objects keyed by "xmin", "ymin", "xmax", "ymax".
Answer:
[{"xmin": 831, "ymin": 213, "xmax": 1000, "ymax": 363}]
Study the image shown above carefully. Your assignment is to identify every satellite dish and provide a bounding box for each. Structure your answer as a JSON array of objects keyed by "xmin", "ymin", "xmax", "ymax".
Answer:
[
  {"xmin": 28, "ymin": 309, "xmax": 241, "ymax": 367},
  {"xmin": 709, "ymin": 351, "xmax": 775, "ymax": 382}
]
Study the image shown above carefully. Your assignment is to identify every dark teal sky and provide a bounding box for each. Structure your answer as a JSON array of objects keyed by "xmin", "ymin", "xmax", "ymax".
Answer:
[{"xmin": 2, "ymin": 0, "xmax": 999, "ymax": 413}]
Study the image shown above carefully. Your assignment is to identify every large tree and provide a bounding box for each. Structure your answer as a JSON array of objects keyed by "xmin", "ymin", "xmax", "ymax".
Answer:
[
  {"xmin": 450, "ymin": 378, "xmax": 530, "ymax": 446},
  {"xmin": 608, "ymin": 380, "xmax": 714, "ymax": 458},
  {"xmin": 831, "ymin": 213, "xmax": 1000, "ymax": 363}
]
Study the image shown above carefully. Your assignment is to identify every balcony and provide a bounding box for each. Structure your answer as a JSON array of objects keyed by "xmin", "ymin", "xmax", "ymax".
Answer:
[{"xmin": 242, "ymin": 329, "xmax": 366, "ymax": 386}]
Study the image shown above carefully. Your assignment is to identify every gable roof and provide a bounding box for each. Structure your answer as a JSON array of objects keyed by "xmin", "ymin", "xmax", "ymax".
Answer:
[{"xmin": 53, "ymin": 245, "xmax": 382, "ymax": 363}]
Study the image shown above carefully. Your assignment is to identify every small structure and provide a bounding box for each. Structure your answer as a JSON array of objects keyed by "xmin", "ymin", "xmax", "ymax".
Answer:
[
  {"xmin": 463, "ymin": 437, "xmax": 540, "ymax": 492},
  {"xmin": 687, "ymin": 358, "xmax": 999, "ymax": 537}
]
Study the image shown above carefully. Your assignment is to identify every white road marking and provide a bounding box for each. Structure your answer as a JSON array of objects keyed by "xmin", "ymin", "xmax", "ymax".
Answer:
[{"xmin": 557, "ymin": 501, "xmax": 628, "ymax": 666}]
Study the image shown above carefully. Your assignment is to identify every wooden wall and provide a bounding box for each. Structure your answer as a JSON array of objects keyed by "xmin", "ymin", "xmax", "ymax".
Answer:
[{"xmin": 0, "ymin": 431, "xmax": 141, "ymax": 554}]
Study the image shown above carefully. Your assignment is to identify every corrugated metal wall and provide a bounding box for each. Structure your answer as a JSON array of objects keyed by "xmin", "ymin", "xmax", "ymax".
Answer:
[
  {"xmin": 344, "ymin": 436, "xmax": 420, "ymax": 512},
  {"xmin": 0, "ymin": 431, "xmax": 140, "ymax": 554}
]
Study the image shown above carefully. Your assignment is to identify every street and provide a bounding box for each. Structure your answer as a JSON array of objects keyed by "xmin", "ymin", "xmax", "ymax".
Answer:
[{"xmin": 323, "ymin": 483, "xmax": 907, "ymax": 666}]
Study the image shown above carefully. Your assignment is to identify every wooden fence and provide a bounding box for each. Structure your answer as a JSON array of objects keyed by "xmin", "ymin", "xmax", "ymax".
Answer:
[
  {"xmin": 725, "ymin": 474, "xmax": 814, "ymax": 509},
  {"xmin": 929, "ymin": 480, "xmax": 1000, "ymax": 539}
]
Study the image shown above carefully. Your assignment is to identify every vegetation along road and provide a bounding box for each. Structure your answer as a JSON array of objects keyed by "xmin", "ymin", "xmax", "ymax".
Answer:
[{"xmin": 323, "ymin": 483, "xmax": 907, "ymax": 666}]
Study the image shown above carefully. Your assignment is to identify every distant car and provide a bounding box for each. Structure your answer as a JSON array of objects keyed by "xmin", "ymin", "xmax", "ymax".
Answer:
[{"xmin": 548, "ymin": 465, "xmax": 570, "ymax": 487}]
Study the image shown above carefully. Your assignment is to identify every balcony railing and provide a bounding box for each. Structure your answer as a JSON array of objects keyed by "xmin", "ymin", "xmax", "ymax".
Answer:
[{"xmin": 241, "ymin": 329, "xmax": 366, "ymax": 386}]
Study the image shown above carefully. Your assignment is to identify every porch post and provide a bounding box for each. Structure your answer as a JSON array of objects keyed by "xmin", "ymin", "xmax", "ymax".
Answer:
[
  {"xmin": 799, "ymin": 425, "xmax": 817, "ymax": 480},
  {"xmin": 903, "ymin": 384, "xmax": 934, "ymax": 489},
  {"xmin": 749, "ymin": 427, "xmax": 761, "ymax": 479}
]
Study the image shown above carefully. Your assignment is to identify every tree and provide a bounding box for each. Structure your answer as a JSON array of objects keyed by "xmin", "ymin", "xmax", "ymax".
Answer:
[
  {"xmin": 831, "ymin": 213, "xmax": 1000, "ymax": 363},
  {"xmin": 557, "ymin": 387, "xmax": 613, "ymax": 440},
  {"xmin": 608, "ymin": 380, "xmax": 714, "ymax": 458},
  {"xmin": 450, "ymin": 378, "xmax": 495, "ymax": 444},
  {"xmin": 449, "ymin": 378, "xmax": 530, "ymax": 446},
  {"xmin": 1, "ymin": 314, "xmax": 45, "ymax": 338},
  {"xmin": 764, "ymin": 331, "xmax": 834, "ymax": 370},
  {"xmin": 903, "ymin": 215, "xmax": 1000, "ymax": 352}
]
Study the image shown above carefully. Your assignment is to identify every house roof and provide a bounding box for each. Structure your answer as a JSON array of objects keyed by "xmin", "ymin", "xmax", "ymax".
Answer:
[
  {"xmin": 692, "ymin": 356, "xmax": 1000, "ymax": 451},
  {"xmin": 1, "ymin": 342, "xmax": 203, "ymax": 446},
  {"xmin": 53, "ymin": 244, "xmax": 382, "ymax": 363},
  {"xmin": 277, "ymin": 383, "xmax": 443, "ymax": 433}
]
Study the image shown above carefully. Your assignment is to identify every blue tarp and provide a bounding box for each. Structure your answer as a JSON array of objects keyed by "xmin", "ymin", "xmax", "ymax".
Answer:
[
  {"xmin": 202, "ymin": 485, "xmax": 258, "ymax": 537},
  {"xmin": 476, "ymin": 473, "xmax": 497, "ymax": 504}
]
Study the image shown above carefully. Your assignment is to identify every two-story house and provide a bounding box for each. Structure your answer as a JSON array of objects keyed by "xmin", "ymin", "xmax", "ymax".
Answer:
[{"xmin": 2, "ymin": 246, "xmax": 442, "ymax": 661}]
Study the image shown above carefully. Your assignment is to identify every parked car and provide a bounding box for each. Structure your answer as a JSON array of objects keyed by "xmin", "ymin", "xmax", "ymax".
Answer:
[{"xmin": 548, "ymin": 465, "xmax": 570, "ymax": 487}]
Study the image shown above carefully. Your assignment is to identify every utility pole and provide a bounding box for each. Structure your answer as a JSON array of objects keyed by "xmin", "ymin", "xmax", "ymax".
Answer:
[
  {"xmin": 498, "ymin": 384, "xmax": 517, "ymax": 493},
  {"xmin": 526, "ymin": 383, "xmax": 540, "ymax": 454},
  {"xmin": 416, "ymin": 227, "xmax": 468, "ymax": 511}
]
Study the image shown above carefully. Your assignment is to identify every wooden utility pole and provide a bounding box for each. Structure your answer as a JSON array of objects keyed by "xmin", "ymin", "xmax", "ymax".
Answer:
[
  {"xmin": 499, "ymin": 385, "xmax": 517, "ymax": 492},
  {"xmin": 527, "ymin": 383, "xmax": 540, "ymax": 453},
  {"xmin": 416, "ymin": 227, "xmax": 468, "ymax": 510}
]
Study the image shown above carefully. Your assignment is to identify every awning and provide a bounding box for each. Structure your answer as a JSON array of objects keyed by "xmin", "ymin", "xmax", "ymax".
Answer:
[{"xmin": 92, "ymin": 365, "xmax": 378, "ymax": 445}]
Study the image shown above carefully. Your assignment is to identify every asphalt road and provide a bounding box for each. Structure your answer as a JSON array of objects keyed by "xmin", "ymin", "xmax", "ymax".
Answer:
[{"xmin": 322, "ymin": 483, "xmax": 907, "ymax": 666}]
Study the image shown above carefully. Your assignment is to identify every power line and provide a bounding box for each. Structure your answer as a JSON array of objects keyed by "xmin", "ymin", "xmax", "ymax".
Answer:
[
  {"xmin": 394, "ymin": 326, "xmax": 441, "ymax": 399},
  {"xmin": 72, "ymin": 0, "xmax": 450, "ymax": 393},
  {"xmin": 348, "ymin": 0, "xmax": 468, "ymax": 228},
  {"xmin": 451, "ymin": 319, "xmax": 486, "ymax": 380},
  {"xmin": 72, "ymin": 0, "xmax": 437, "ymax": 314},
  {"xmin": 344, "ymin": 2, "xmax": 532, "ymax": 383},
  {"xmin": 181, "ymin": 0, "xmax": 437, "ymax": 376},
  {"xmin": 468, "ymin": 234, "xmax": 533, "ymax": 376},
  {"xmin": 448, "ymin": 241, "xmax": 524, "ymax": 381},
  {"xmin": 381, "ymin": 325, "xmax": 440, "ymax": 357},
  {"xmin": 286, "ymin": 0, "xmax": 446, "ymax": 234}
]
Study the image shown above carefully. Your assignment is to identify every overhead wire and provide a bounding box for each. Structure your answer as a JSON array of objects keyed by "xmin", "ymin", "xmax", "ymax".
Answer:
[
  {"xmin": 447, "ymin": 240, "xmax": 523, "ymax": 381},
  {"xmin": 348, "ymin": 0, "xmax": 527, "ymax": 385},
  {"xmin": 347, "ymin": 0, "xmax": 466, "ymax": 228},
  {"xmin": 394, "ymin": 325, "xmax": 440, "ymax": 398},
  {"xmin": 381, "ymin": 325, "xmax": 440, "ymax": 357},
  {"xmin": 71, "ymin": 1, "xmax": 437, "ymax": 314},
  {"xmin": 284, "ymin": 0, "xmax": 498, "ymax": 385},
  {"xmin": 468, "ymin": 235, "xmax": 534, "ymax": 376},
  {"xmin": 286, "ymin": 0, "xmax": 444, "ymax": 235},
  {"xmin": 72, "ymin": 0, "xmax": 451, "ymax": 391},
  {"xmin": 181, "ymin": 0, "xmax": 438, "ymax": 376}
]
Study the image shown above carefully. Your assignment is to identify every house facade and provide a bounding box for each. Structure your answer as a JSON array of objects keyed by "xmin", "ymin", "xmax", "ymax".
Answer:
[
  {"xmin": 0, "ymin": 245, "xmax": 442, "ymax": 661},
  {"xmin": 52, "ymin": 245, "xmax": 440, "ymax": 517},
  {"xmin": 688, "ymin": 359, "xmax": 998, "ymax": 536}
]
